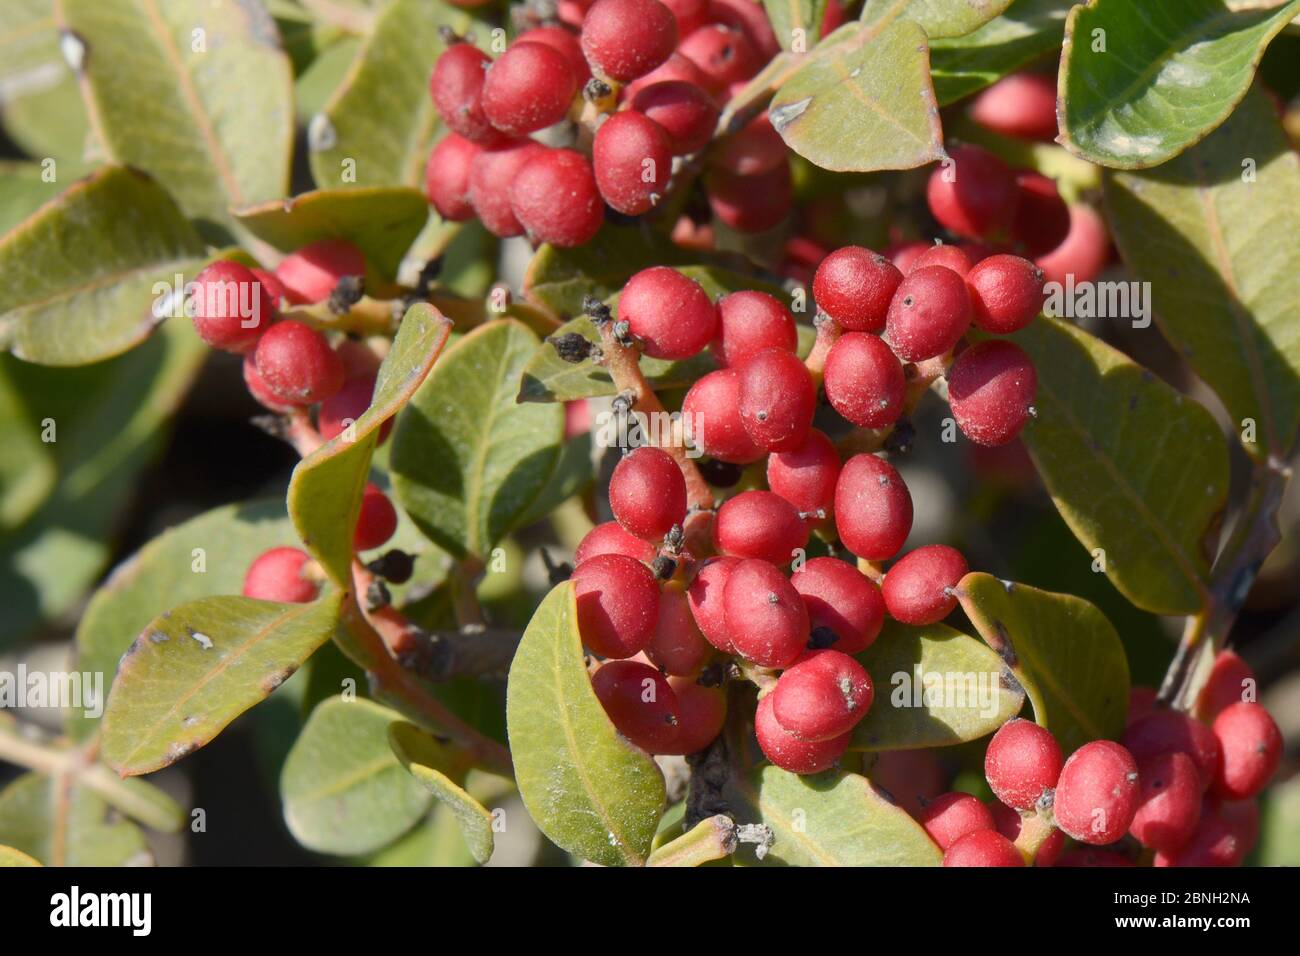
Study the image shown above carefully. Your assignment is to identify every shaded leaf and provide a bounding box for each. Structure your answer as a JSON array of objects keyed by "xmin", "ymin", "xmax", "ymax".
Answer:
[
  {"xmin": 0, "ymin": 1, "xmax": 91, "ymax": 169},
  {"xmin": 862, "ymin": 0, "xmax": 1014, "ymax": 40},
  {"xmin": 0, "ymin": 772, "xmax": 151, "ymax": 866},
  {"xmin": 930, "ymin": 0, "xmax": 1071, "ymax": 105},
  {"xmin": 764, "ymin": 0, "xmax": 830, "ymax": 50},
  {"xmin": 389, "ymin": 721, "xmax": 494, "ymax": 864},
  {"xmin": 0, "ymin": 845, "xmax": 41, "ymax": 866},
  {"xmin": 647, "ymin": 814, "xmax": 736, "ymax": 866},
  {"xmin": 0, "ymin": 162, "xmax": 62, "ymax": 235}
]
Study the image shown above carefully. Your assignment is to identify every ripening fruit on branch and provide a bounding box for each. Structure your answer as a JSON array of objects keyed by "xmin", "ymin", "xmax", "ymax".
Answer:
[
  {"xmin": 983, "ymin": 718, "xmax": 1062, "ymax": 811},
  {"xmin": 812, "ymin": 246, "xmax": 903, "ymax": 333},
  {"xmin": 989, "ymin": 801, "xmax": 1064, "ymax": 866},
  {"xmin": 678, "ymin": 24, "xmax": 759, "ymax": 91},
  {"xmin": 834, "ymin": 454, "xmax": 913, "ymax": 561},
  {"xmin": 1153, "ymin": 801, "xmax": 1251, "ymax": 867},
  {"xmin": 426, "ymin": 133, "xmax": 479, "ymax": 222},
  {"xmin": 469, "ymin": 139, "xmax": 548, "ymax": 238},
  {"xmin": 704, "ymin": 161, "xmax": 793, "ymax": 233},
  {"xmin": 660, "ymin": 676, "xmax": 726, "ymax": 754},
  {"xmin": 823, "ymin": 332, "xmax": 907, "ymax": 429},
  {"xmin": 881, "ymin": 544, "xmax": 969, "ymax": 625},
  {"xmin": 253, "ymin": 321, "xmax": 345, "ymax": 406},
  {"xmin": 1128, "ymin": 751, "xmax": 1202, "ymax": 852},
  {"xmin": 925, "ymin": 145, "xmax": 1018, "ymax": 241},
  {"xmin": 510, "ymin": 148, "xmax": 605, "ymax": 248},
  {"xmin": 430, "ymin": 43, "xmax": 505, "ymax": 146},
  {"xmin": 243, "ymin": 547, "xmax": 319, "ymax": 603},
  {"xmin": 765, "ymin": 429, "xmax": 841, "ymax": 518},
  {"xmin": 711, "ymin": 290, "xmax": 798, "ymax": 368},
  {"xmin": 572, "ymin": 553, "xmax": 660, "ymax": 658},
  {"xmin": 942, "ymin": 829, "xmax": 1024, "ymax": 867},
  {"xmin": 1052, "ymin": 740, "xmax": 1141, "ymax": 845},
  {"xmin": 946, "ymin": 339, "xmax": 1038, "ymax": 447},
  {"xmin": 737, "ymin": 348, "xmax": 816, "ymax": 452},
  {"xmin": 517, "ymin": 25, "xmax": 591, "ymax": 83},
  {"xmin": 618, "ymin": 266, "xmax": 717, "ymax": 359},
  {"xmin": 274, "ymin": 239, "xmax": 367, "ymax": 306},
  {"xmin": 609, "ymin": 445, "xmax": 688, "ymax": 542},
  {"xmin": 592, "ymin": 659, "xmax": 681, "ymax": 753},
  {"xmin": 318, "ymin": 375, "xmax": 389, "ymax": 444},
  {"xmin": 1211, "ymin": 702, "xmax": 1282, "ymax": 800},
  {"xmin": 1010, "ymin": 171, "xmax": 1071, "ymax": 257},
  {"xmin": 646, "ymin": 588, "xmax": 711, "ymax": 676},
  {"xmin": 771, "ymin": 649, "xmax": 873, "ymax": 741},
  {"xmin": 884, "ymin": 265, "xmax": 971, "ymax": 362},
  {"xmin": 1195, "ymin": 649, "xmax": 1256, "ymax": 721},
  {"xmin": 754, "ymin": 693, "xmax": 849, "ymax": 774},
  {"xmin": 190, "ymin": 260, "xmax": 276, "ymax": 353},
  {"xmin": 790, "ymin": 557, "xmax": 884, "ymax": 654},
  {"xmin": 966, "ymin": 254, "xmax": 1045, "ymax": 334},
  {"xmin": 574, "ymin": 520, "xmax": 657, "ymax": 566},
  {"xmin": 687, "ymin": 555, "xmax": 740, "ymax": 653},
  {"xmin": 630, "ymin": 80, "xmax": 719, "ymax": 155},
  {"xmin": 682, "ymin": 369, "xmax": 764, "ymax": 463},
  {"xmin": 908, "ymin": 243, "xmax": 973, "ymax": 278},
  {"xmin": 1034, "ymin": 202, "xmax": 1110, "ymax": 286},
  {"xmin": 1122, "ymin": 709, "xmax": 1220, "ymax": 792},
  {"xmin": 481, "ymin": 41, "xmax": 578, "ymax": 136},
  {"xmin": 969, "ymin": 71, "xmax": 1060, "ymax": 142},
  {"xmin": 581, "ymin": 0, "xmax": 678, "ymax": 82},
  {"xmin": 354, "ymin": 483, "xmax": 398, "ymax": 552},
  {"xmin": 918, "ymin": 792, "xmax": 996, "ymax": 851},
  {"xmin": 723, "ymin": 558, "xmax": 808, "ymax": 668},
  {"xmin": 714, "ymin": 490, "xmax": 808, "ymax": 565}
]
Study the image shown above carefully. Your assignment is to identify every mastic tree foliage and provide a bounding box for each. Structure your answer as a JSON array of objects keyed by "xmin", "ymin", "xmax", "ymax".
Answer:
[{"xmin": 0, "ymin": 0, "xmax": 1297, "ymax": 868}]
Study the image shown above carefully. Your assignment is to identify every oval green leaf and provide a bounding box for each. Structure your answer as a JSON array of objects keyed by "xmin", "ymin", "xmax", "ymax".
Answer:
[
  {"xmin": 0, "ymin": 772, "xmax": 151, "ymax": 866},
  {"xmin": 388, "ymin": 721, "xmax": 494, "ymax": 864},
  {"xmin": 863, "ymin": 0, "xmax": 1014, "ymax": 40},
  {"xmin": 930, "ymin": 0, "xmax": 1071, "ymax": 105}
]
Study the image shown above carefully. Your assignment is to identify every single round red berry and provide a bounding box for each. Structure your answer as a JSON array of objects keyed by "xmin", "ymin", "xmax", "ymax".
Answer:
[
  {"xmin": 482, "ymin": 41, "xmax": 577, "ymax": 136},
  {"xmin": 592, "ymin": 659, "xmax": 681, "ymax": 753},
  {"xmin": 766, "ymin": 429, "xmax": 841, "ymax": 518},
  {"xmin": 274, "ymin": 239, "xmax": 366, "ymax": 306},
  {"xmin": 704, "ymin": 162, "xmax": 792, "ymax": 233},
  {"xmin": 925, "ymin": 144, "xmax": 1018, "ymax": 240},
  {"xmin": 711, "ymin": 290, "xmax": 798, "ymax": 367},
  {"xmin": 823, "ymin": 332, "xmax": 907, "ymax": 429},
  {"xmin": 659, "ymin": 676, "xmax": 726, "ymax": 755},
  {"xmin": 737, "ymin": 348, "xmax": 816, "ymax": 452},
  {"xmin": 509, "ymin": 148, "xmax": 604, "ymax": 247},
  {"xmin": 1211, "ymin": 702, "xmax": 1281, "ymax": 800},
  {"xmin": 1129, "ymin": 751, "xmax": 1202, "ymax": 852},
  {"xmin": 318, "ymin": 375, "xmax": 392, "ymax": 444},
  {"xmin": 1034, "ymin": 202, "xmax": 1109, "ymax": 286},
  {"xmin": 723, "ymin": 558, "xmax": 809, "ymax": 668},
  {"xmin": 574, "ymin": 520, "xmax": 656, "ymax": 566},
  {"xmin": 678, "ymin": 24, "xmax": 759, "ymax": 91},
  {"xmin": 581, "ymin": 0, "xmax": 678, "ymax": 81},
  {"xmin": 969, "ymin": 71, "xmax": 1059, "ymax": 142},
  {"xmin": 658, "ymin": 0, "xmax": 708, "ymax": 37},
  {"xmin": 1053, "ymin": 740, "xmax": 1141, "ymax": 845},
  {"xmin": 243, "ymin": 353, "xmax": 296, "ymax": 413},
  {"xmin": 430, "ymin": 43, "xmax": 505, "ymax": 145},
  {"xmin": 1122, "ymin": 709, "xmax": 1220, "ymax": 791},
  {"xmin": 253, "ymin": 320, "xmax": 345, "ymax": 405},
  {"xmin": 881, "ymin": 544, "xmax": 969, "ymax": 626},
  {"xmin": 908, "ymin": 243, "xmax": 973, "ymax": 277},
  {"xmin": 242, "ymin": 547, "xmax": 319, "ymax": 603},
  {"xmin": 1153, "ymin": 801, "xmax": 1249, "ymax": 868},
  {"xmin": 790, "ymin": 557, "xmax": 884, "ymax": 654},
  {"xmin": 714, "ymin": 490, "xmax": 808, "ymax": 566},
  {"xmin": 190, "ymin": 260, "xmax": 276, "ymax": 353},
  {"xmin": 572, "ymin": 553, "xmax": 660, "ymax": 658},
  {"xmin": 771, "ymin": 649, "xmax": 873, "ymax": 741},
  {"xmin": 592, "ymin": 110, "xmax": 672, "ymax": 215},
  {"xmin": 812, "ymin": 246, "xmax": 903, "ymax": 333},
  {"xmin": 426, "ymin": 133, "xmax": 480, "ymax": 221},
  {"xmin": 710, "ymin": 0, "xmax": 781, "ymax": 59},
  {"xmin": 942, "ymin": 829, "xmax": 1023, "ymax": 867},
  {"xmin": 469, "ymin": 139, "xmax": 548, "ymax": 237},
  {"xmin": 947, "ymin": 339, "xmax": 1037, "ymax": 447},
  {"xmin": 646, "ymin": 587, "xmax": 711, "ymax": 676},
  {"xmin": 687, "ymin": 555, "xmax": 739, "ymax": 653},
  {"xmin": 984, "ymin": 718, "xmax": 1063, "ymax": 811},
  {"xmin": 887, "ymin": 241, "xmax": 929, "ymax": 274},
  {"xmin": 624, "ymin": 51, "xmax": 709, "ymax": 98},
  {"xmin": 1196, "ymin": 649, "xmax": 1256, "ymax": 721},
  {"xmin": 682, "ymin": 369, "xmax": 764, "ymax": 463},
  {"xmin": 966, "ymin": 253, "xmax": 1045, "ymax": 334},
  {"xmin": 618, "ymin": 266, "xmax": 717, "ymax": 359},
  {"xmin": 609, "ymin": 446, "xmax": 687, "ymax": 541},
  {"xmin": 834, "ymin": 454, "xmax": 913, "ymax": 561},
  {"xmin": 630, "ymin": 80, "xmax": 719, "ymax": 155},
  {"xmin": 1011, "ymin": 171, "xmax": 1071, "ymax": 257},
  {"xmin": 754, "ymin": 693, "xmax": 849, "ymax": 774},
  {"xmin": 884, "ymin": 265, "xmax": 972, "ymax": 363},
  {"xmin": 517, "ymin": 25, "xmax": 591, "ymax": 83},
  {"xmin": 988, "ymin": 801, "xmax": 1064, "ymax": 866},
  {"xmin": 918, "ymin": 792, "xmax": 995, "ymax": 851},
  {"xmin": 354, "ymin": 483, "xmax": 398, "ymax": 552}
]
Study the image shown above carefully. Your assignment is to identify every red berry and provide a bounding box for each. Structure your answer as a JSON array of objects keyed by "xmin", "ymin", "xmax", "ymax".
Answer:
[
  {"xmin": 833, "ymin": 454, "xmax": 913, "ymax": 561},
  {"xmin": 609, "ymin": 446, "xmax": 688, "ymax": 541},
  {"xmin": 618, "ymin": 266, "xmax": 717, "ymax": 359},
  {"xmin": 918, "ymin": 792, "xmax": 995, "ymax": 850},
  {"xmin": 659, "ymin": 0, "xmax": 708, "ymax": 37},
  {"xmin": 572, "ymin": 553, "xmax": 660, "ymax": 658},
  {"xmin": 714, "ymin": 490, "xmax": 808, "ymax": 565},
  {"xmin": 190, "ymin": 260, "xmax": 276, "ymax": 353},
  {"xmin": 354, "ymin": 483, "xmax": 398, "ymax": 552},
  {"xmin": 1122, "ymin": 709, "xmax": 1220, "ymax": 791},
  {"xmin": 1129, "ymin": 751, "xmax": 1202, "ymax": 852},
  {"xmin": 766, "ymin": 429, "xmax": 841, "ymax": 517},
  {"xmin": 884, "ymin": 265, "xmax": 971, "ymax": 363},
  {"xmin": 251, "ymin": 268, "xmax": 288, "ymax": 309},
  {"xmin": 925, "ymin": 145, "xmax": 1018, "ymax": 240},
  {"xmin": 581, "ymin": 0, "xmax": 678, "ymax": 81},
  {"xmin": 771, "ymin": 649, "xmax": 873, "ymax": 741},
  {"xmin": 1053, "ymin": 740, "xmax": 1141, "ymax": 845},
  {"xmin": 705, "ymin": 162, "xmax": 792, "ymax": 233},
  {"xmin": 1034, "ymin": 202, "xmax": 1109, "ymax": 286},
  {"xmin": 426, "ymin": 133, "xmax": 480, "ymax": 221},
  {"xmin": 1196, "ymin": 649, "xmax": 1256, "ymax": 721},
  {"xmin": 947, "ymin": 339, "xmax": 1037, "ymax": 447},
  {"xmin": 942, "ymin": 829, "xmax": 1023, "ymax": 867},
  {"xmin": 660, "ymin": 676, "xmax": 726, "ymax": 754},
  {"xmin": 909, "ymin": 243, "xmax": 973, "ymax": 277},
  {"xmin": 710, "ymin": 0, "xmax": 781, "ymax": 60},
  {"xmin": 1211, "ymin": 702, "xmax": 1281, "ymax": 800},
  {"xmin": 274, "ymin": 239, "xmax": 366, "ymax": 306},
  {"xmin": 881, "ymin": 544, "xmax": 968, "ymax": 625},
  {"xmin": 318, "ymin": 375, "xmax": 392, "ymax": 444},
  {"xmin": 984, "ymin": 718, "xmax": 1063, "ymax": 811},
  {"xmin": 723, "ymin": 559, "xmax": 808, "ymax": 668},
  {"xmin": 517, "ymin": 25, "xmax": 591, "ymax": 83},
  {"xmin": 812, "ymin": 246, "xmax": 903, "ymax": 333},
  {"xmin": 678, "ymin": 24, "xmax": 759, "ymax": 91},
  {"xmin": 242, "ymin": 547, "xmax": 319, "ymax": 603},
  {"xmin": 482, "ymin": 41, "xmax": 577, "ymax": 136},
  {"xmin": 1010, "ymin": 171, "xmax": 1071, "ymax": 257},
  {"xmin": 630, "ymin": 80, "xmax": 719, "ymax": 155},
  {"xmin": 253, "ymin": 321, "xmax": 344, "ymax": 405},
  {"xmin": 509, "ymin": 148, "xmax": 604, "ymax": 248},
  {"xmin": 430, "ymin": 43, "xmax": 504, "ymax": 145},
  {"xmin": 575, "ymin": 520, "xmax": 656, "ymax": 566},
  {"xmin": 791, "ymin": 557, "xmax": 884, "ymax": 654},
  {"xmin": 243, "ymin": 353, "xmax": 295, "ymax": 413},
  {"xmin": 966, "ymin": 253, "xmax": 1045, "ymax": 334},
  {"xmin": 687, "ymin": 555, "xmax": 740, "ymax": 653},
  {"xmin": 592, "ymin": 659, "xmax": 681, "ymax": 752},
  {"xmin": 682, "ymin": 369, "xmax": 764, "ymax": 463},
  {"xmin": 592, "ymin": 111, "xmax": 672, "ymax": 215},
  {"xmin": 823, "ymin": 332, "xmax": 907, "ymax": 429},
  {"xmin": 988, "ymin": 801, "xmax": 1064, "ymax": 866},
  {"xmin": 646, "ymin": 588, "xmax": 712, "ymax": 676},
  {"xmin": 969, "ymin": 72, "xmax": 1059, "ymax": 142},
  {"xmin": 1153, "ymin": 802, "xmax": 1248, "ymax": 868},
  {"xmin": 711, "ymin": 290, "xmax": 797, "ymax": 367},
  {"xmin": 754, "ymin": 693, "xmax": 849, "ymax": 774},
  {"xmin": 737, "ymin": 348, "xmax": 816, "ymax": 452},
  {"xmin": 624, "ymin": 51, "xmax": 709, "ymax": 99},
  {"xmin": 708, "ymin": 113, "xmax": 785, "ymax": 176},
  {"xmin": 887, "ymin": 241, "xmax": 929, "ymax": 274},
  {"xmin": 469, "ymin": 139, "xmax": 548, "ymax": 237}
]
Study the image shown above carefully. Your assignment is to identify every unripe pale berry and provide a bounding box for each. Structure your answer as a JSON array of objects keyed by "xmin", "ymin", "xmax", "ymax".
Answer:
[
  {"xmin": 609, "ymin": 446, "xmax": 688, "ymax": 542},
  {"xmin": 714, "ymin": 490, "xmax": 808, "ymax": 566},
  {"xmin": 1195, "ymin": 648, "xmax": 1256, "ymax": 721},
  {"xmin": 984, "ymin": 718, "xmax": 1063, "ymax": 811},
  {"xmin": 988, "ymin": 801, "xmax": 1064, "ymax": 866},
  {"xmin": 354, "ymin": 483, "xmax": 398, "ymax": 552},
  {"xmin": 1011, "ymin": 171, "xmax": 1071, "ymax": 257},
  {"xmin": 942, "ymin": 829, "xmax": 1023, "ymax": 867},
  {"xmin": 1122, "ymin": 709, "xmax": 1220, "ymax": 792},
  {"xmin": 190, "ymin": 260, "xmax": 276, "ymax": 353},
  {"xmin": 766, "ymin": 429, "xmax": 840, "ymax": 518},
  {"xmin": 646, "ymin": 587, "xmax": 711, "ymax": 676},
  {"xmin": 592, "ymin": 659, "xmax": 681, "ymax": 752},
  {"xmin": 908, "ymin": 243, "xmax": 973, "ymax": 277},
  {"xmin": 1211, "ymin": 702, "xmax": 1281, "ymax": 800},
  {"xmin": 678, "ymin": 24, "xmax": 759, "ymax": 91},
  {"xmin": 823, "ymin": 332, "xmax": 906, "ymax": 429},
  {"xmin": 516, "ymin": 25, "xmax": 591, "ymax": 83},
  {"xmin": 318, "ymin": 375, "xmax": 392, "ymax": 444},
  {"xmin": 687, "ymin": 555, "xmax": 740, "ymax": 653},
  {"xmin": 737, "ymin": 348, "xmax": 816, "ymax": 452},
  {"xmin": 572, "ymin": 553, "xmax": 660, "ymax": 658},
  {"xmin": 791, "ymin": 557, "xmax": 884, "ymax": 654},
  {"xmin": 925, "ymin": 144, "xmax": 1018, "ymax": 240},
  {"xmin": 1034, "ymin": 202, "xmax": 1109, "ymax": 286},
  {"xmin": 242, "ymin": 547, "xmax": 319, "ymax": 603},
  {"xmin": 754, "ymin": 693, "xmax": 849, "ymax": 774},
  {"xmin": 969, "ymin": 71, "xmax": 1059, "ymax": 142},
  {"xmin": 947, "ymin": 339, "xmax": 1037, "ymax": 447},
  {"xmin": 618, "ymin": 266, "xmax": 717, "ymax": 358},
  {"xmin": 574, "ymin": 520, "xmax": 656, "ymax": 566},
  {"xmin": 682, "ymin": 369, "xmax": 764, "ymax": 463},
  {"xmin": 812, "ymin": 246, "xmax": 903, "ymax": 333},
  {"xmin": 711, "ymin": 290, "xmax": 798, "ymax": 368},
  {"xmin": 1053, "ymin": 740, "xmax": 1141, "ymax": 845},
  {"xmin": 1129, "ymin": 751, "xmax": 1202, "ymax": 852},
  {"xmin": 966, "ymin": 253, "xmax": 1045, "ymax": 334},
  {"xmin": 834, "ymin": 454, "xmax": 913, "ymax": 561},
  {"xmin": 469, "ymin": 139, "xmax": 548, "ymax": 237},
  {"xmin": 723, "ymin": 558, "xmax": 809, "ymax": 668},
  {"xmin": 509, "ymin": 148, "xmax": 604, "ymax": 247},
  {"xmin": 430, "ymin": 43, "xmax": 505, "ymax": 145},
  {"xmin": 274, "ymin": 239, "xmax": 366, "ymax": 306},
  {"xmin": 253, "ymin": 321, "xmax": 345, "ymax": 405},
  {"xmin": 881, "ymin": 544, "xmax": 968, "ymax": 625},
  {"xmin": 704, "ymin": 162, "xmax": 792, "ymax": 233},
  {"xmin": 918, "ymin": 792, "xmax": 996, "ymax": 851},
  {"xmin": 630, "ymin": 80, "xmax": 719, "ymax": 155},
  {"xmin": 660, "ymin": 676, "xmax": 726, "ymax": 754},
  {"xmin": 884, "ymin": 265, "xmax": 972, "ymax": 363},
  {"xmin": 771, "ymin": 648, "xmax": 873, "ymax": 741},
  {"xmin": 426, "ymin": 133, "xmax": 480, "ymax": 221},
  {"xmin": 581, "ymin": 0, "xmax": 678, "ymax": 81},
  {"xmin": 482, "ymin": 42, "xmax": 577, "ymax": 136},
  {"xmin": 243, "ymin": 353, "xmax": 296, "ymax": 413}
]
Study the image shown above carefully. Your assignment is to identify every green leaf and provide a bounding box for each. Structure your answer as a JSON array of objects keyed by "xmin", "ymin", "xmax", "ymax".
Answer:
[
  {"xmin": 647, "ymin": 814, "xmax": 736, "ymax": 866},
  {"xmin": 1104, "ymin": 86, "xmax": 1300, "ymax": 459},
  {"xmin": 930, "ymin": 0, "xmax": 1072, "ymax": 105},
  {"xmin": 764, "ymin": 0, "xmax": 830, "ymax": 50},
  {"xmin": 388, "ymin": 721, "xmax": 494, "ymax": 864},
  {"xmin": 724, "ymin": 766, "xmax": 942, "ymax": 865},
  {"xmin": 0, "ymin": 845, "xmax": 41, "ymax": 866},
  {"xmin": 101, "ymin": 591, "xmax": 344, "ymax": 777},
  {"xmin": 0, "ymin": 163, "xmax": 62, "ymax": 235},
  {"xmin": 956, "ymin": 572, "xmax": 1130, "ymax": 753},
  {"xmin": 862, "ymin": 0, "xmax": 1014, "ymax": 40},
  {"xmin": 1058, "ymin": 0, "xmax": 1300, "ymax": 168},
  {"xmin": 507, "ymin": 583, "xmax": 666, "ymax": 867},
  {"xmin": 58, "ymin": 0, "xmax": 294, "ymax": 229},
  {"xmin": 295, "ymin": 35, "xmax": 362, "ymax": 122},
  {"xmin": 0, "ymin": 772, "xmax": 151, "ymax": 866},
  {"xmin": 391, "ymin": 319, "xmax": 564, "ymax": 560},
  {"xmin": 850, "ymin": 620, "xmax": 1025, "ymax": 750},
  {"xmin": 232, "ymin": 186, "xmax": 430, "ymax": 281},
  {"xmin": 289, "ymin": 303, "xmax": 452, "ymax": 586},
  {"xmin": 0, "ymin": 351, "xmax": 57, "ymax": 529},
  {"xmin": 281, "ymin": 697, "xmax": 432, "ymax": 855},
  {"xmin": 0, "ymin": 1, "xmax": 91, "ymax": 170},
  {"xmin": 71, "ymin": 498, "xmax": 295, "ymax": 741},
  {"xmin": 0, "ymin": 165, "xmax": 207, "ymax": 365},
  {"xmin": 1012, "ymin": 317, "xmax": 1228, "ymax": 615},
  {"xmin": 768, "ymin": 17, "xmax": 946, "ymax": 172}
]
